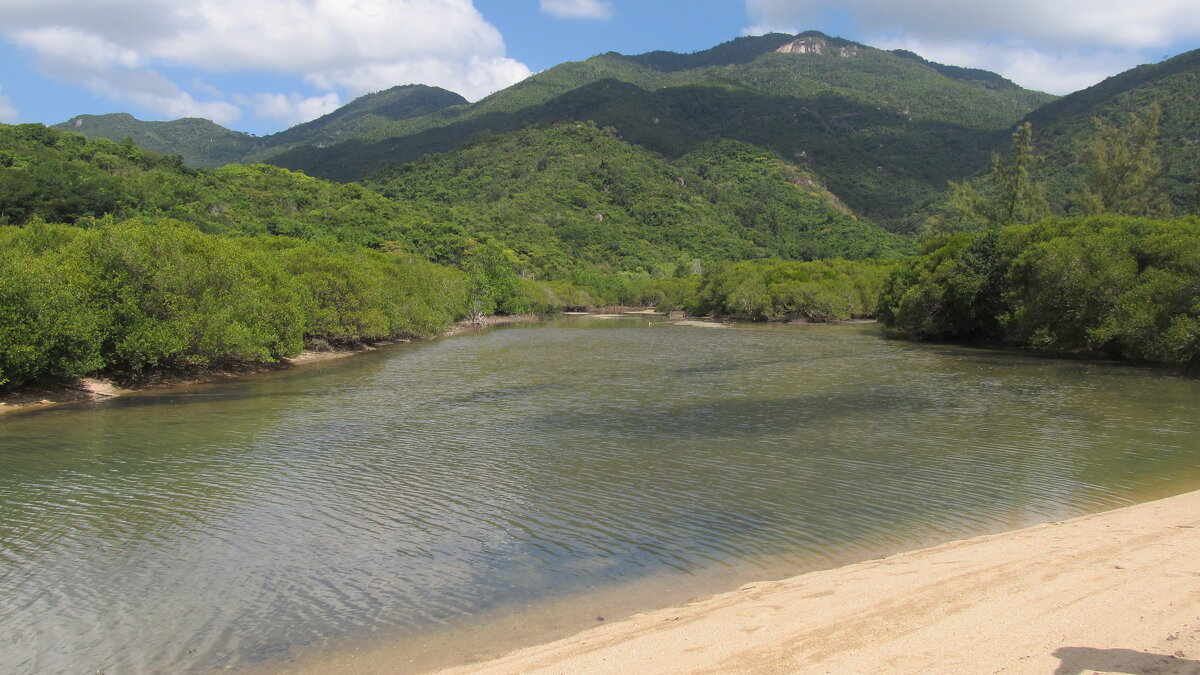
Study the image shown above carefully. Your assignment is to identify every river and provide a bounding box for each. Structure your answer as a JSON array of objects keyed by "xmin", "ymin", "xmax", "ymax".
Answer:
[{"xmin": 2, "ymin": 318, "xmax": 1198, "ymax": 673}]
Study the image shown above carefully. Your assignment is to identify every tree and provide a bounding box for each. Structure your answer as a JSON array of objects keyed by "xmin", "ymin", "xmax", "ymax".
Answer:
[
  {"xmin": 949, "ymin": 122, "xmax": 1048, "ymax": 230},
  {"xmin": 1072, "ymin": 103, "xmax": 1171, "ymax": 217},
  {"xmin": 463, "ymin": 241, "xmax": 530, "ymax": 323}
]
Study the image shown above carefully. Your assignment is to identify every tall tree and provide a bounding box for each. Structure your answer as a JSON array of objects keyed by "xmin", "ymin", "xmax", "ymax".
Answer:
[
  {"xmin": 1072, "ymin": 103, "xmax": 1172, "ymax": 217},
  {"xmin": 949, "ymin": 122, "xmax": 1049, "ymax": 230}
]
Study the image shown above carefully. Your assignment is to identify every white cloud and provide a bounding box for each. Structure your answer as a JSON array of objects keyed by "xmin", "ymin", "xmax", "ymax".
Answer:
[
  {"xmin": 744, "ymin": 0, "xmax": 1200, "ymax": 93},
  {"xmin": 745, "ymin": 0, "xmax": 1200, "ymax": 47},
  {"xmin": 0, "ymin": 0, "xmax": 531, "ymax": 127},
  {"xmin": 0, "ymin": 84, "xmax": 17, "ymax": 123},
  {"xmin": 11, "ymin": 26, "xmax": 241, "ymax": 123},
  {"xmin": 875, "ymin": 37, "xmax": 1142, "ymax": 96},
  {"xmin": 191, "ymin": 77, "xmax": 225, "ymax": 99},
  {"xmin": 235, "ymin": 92, "xmax": 342, "ymax": 128},
  {"xmin": 540, "ymin": 0, "xmax": 614, "ymax": 20}
]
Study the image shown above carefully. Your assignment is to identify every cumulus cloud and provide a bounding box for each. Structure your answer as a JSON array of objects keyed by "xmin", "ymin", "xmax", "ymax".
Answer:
[
  {"xmin": 235, "ymin": 92, "xmax": 342, "ymax": 128},
  {"xmin": 0, "ymin": 0, "xmax": 531, "ymax": 127},
  {"xmin": 744, "ymin": 0, "xmax": 1200, "ymax": 93},
  {"xmin": 0, "ymin": 84, "xmax": 18, "ymax": 123},
  {"xmin": 540, "ymin": 0, "xmax": 614, "ymax": 20},
  {"xmin": 11, "ymin": 26, "xmax": 241, "ymax": 123}
]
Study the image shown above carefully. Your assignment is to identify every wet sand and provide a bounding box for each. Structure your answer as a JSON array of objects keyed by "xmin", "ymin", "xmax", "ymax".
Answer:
[{"xmin": 427, "ymin": 489, "xmax": 1200, "ymax": 675}]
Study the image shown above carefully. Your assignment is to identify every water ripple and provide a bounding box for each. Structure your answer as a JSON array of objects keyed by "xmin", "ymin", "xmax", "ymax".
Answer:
[{"xmin": 1, "ymin": 320, "xmax": 1199, "ymax": 673}]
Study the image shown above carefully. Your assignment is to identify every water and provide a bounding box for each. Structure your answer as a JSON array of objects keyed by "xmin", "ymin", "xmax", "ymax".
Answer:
[{"xmin": 2, "ymin": 319, "xmax": 1199, "ymax": 673}]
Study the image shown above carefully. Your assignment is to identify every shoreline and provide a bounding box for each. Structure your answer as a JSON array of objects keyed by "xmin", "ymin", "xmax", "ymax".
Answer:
[
  {"xmin": 251, "ymin": 489, "xmax": 1200, "ymax": 675},
  {"xmin": 0, "ymin": 310, "xmax": 876, "ymax": 416},
  {"xmin": 425, "ymin": 489, "xmax": 1200, "ymax": 674},
  {"xmin": 0, "ymin": 314, "xmax": 544, "ymax": 416}
]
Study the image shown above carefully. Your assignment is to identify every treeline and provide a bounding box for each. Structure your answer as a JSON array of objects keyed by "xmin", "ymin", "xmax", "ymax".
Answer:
[
  {"xmin": 512, "ymin": 257, "xmax": 895, "ymax": 323},
  {"xmin": 879, "ymin": 215, "xmax": 1200, "ymax": 368},
  {"xmin": 652, "ymin": 259, "xmax": 894, "ymax": 321},
  {"xmin": 0, "ymin": 220, "xmax": 465, "ymax": 390}
]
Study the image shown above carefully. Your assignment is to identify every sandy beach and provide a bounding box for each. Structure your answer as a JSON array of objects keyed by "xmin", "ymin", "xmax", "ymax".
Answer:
[{"xmin": 429, "ymin": 490, "xmax": 1200, "ymax": 675}]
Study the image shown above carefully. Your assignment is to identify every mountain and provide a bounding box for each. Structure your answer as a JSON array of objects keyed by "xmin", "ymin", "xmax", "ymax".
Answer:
[
  {"xmin": 365, "ymin": 121, "xmax": 909, "ymax": 273},
  {"xmin": 54, "ymin": 113, "xmax": 259, "ymax": 167},
  {"xmin": 1020, "ymin": 47, "xmax": 1200, "ymax": 212},
  {"xmin": 246, "ymin": 85, "xmax": 468, "ymax": 156},
  {"xmin": 52, "ymin": 32, "xmax": 1062, "ymax": 229},
  {"xmin": 53, "ymin": 84, "xmax": 467, "ymax": 168},
  {"xmin": 267, "ymin": 32, "xmax": 1055, "ymax": 229}
]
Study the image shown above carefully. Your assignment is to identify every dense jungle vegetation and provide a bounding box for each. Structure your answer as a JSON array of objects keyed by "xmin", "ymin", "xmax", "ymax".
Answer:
[
  {"xmin": 881, "ymin": 109, "xmax": 1200, "ymax": 369},
  {"xmin": 879, "ymin": 216, "xmax": 1200, "ymax": 368}
]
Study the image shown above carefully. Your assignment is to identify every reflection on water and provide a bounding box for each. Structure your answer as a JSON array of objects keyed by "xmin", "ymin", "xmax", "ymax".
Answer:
[{"xmin": 1, "ymin": 319, "xmax": 1199, "ymax": 673}]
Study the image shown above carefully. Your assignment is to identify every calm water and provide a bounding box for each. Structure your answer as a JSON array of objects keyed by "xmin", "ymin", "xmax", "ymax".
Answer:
[{"xmin": 2, "ymin": 319, "xmax": 1199, "ymax": 673}]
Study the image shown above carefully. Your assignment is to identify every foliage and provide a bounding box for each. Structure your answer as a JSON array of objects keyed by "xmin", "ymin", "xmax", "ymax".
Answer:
[
  {"xmin": 876, "ymin": 232, "xmax": 1006, "ymax": 339},
  {"xmin": 688, "ymin": 258, "xmax": 896, "ymax": 321},
  {"xmin": 463, "ymin": 241, "xmax": 532, "ymax": 320},
  {"xmin": 0, "ymin": 219, "xmax": 467, "ymax": 390},
  {"xmin": 948, "ymin": 123, "xmax": 1049, "ymax": 230},
  {"xmin": 0, "ymin": 223, "xmax": 107, "ymax": 388},
  {"xmin": 367, "ymin": 123, "xmax": 909, "ymax": 275},
  {"xmin": 1072, "ymin": 103, "xmax": 1172, "ymax": 217},
  {"xmin": 880, "ymin": 215, "xmax": 1200, "ymax": 368}
]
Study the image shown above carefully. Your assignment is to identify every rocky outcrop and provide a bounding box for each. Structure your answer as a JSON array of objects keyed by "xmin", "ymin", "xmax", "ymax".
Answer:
[{"xmin": 776, "ymin": 38, "xmax": 859, "ymax": 57}]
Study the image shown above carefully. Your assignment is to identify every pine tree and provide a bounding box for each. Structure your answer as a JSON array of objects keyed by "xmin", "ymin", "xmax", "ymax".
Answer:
[
  {"xmin": 1072, "ymin": 103, "xmax": 1172, "ymax": 217},
  {"xmin": 949, "ymin": 122, "xmax": 1048, "ymax": 230}
]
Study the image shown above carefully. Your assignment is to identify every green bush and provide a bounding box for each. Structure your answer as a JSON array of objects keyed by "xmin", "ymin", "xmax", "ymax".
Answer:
[{"xmin": 880, "ymin": 215, "xmax": 1200, "ymax": 368}]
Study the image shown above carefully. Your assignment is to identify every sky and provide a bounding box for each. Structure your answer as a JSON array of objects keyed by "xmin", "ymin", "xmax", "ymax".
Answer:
[{"xmin": 1, "ymin": 0, "xmax": 1198, "ymax": 136}]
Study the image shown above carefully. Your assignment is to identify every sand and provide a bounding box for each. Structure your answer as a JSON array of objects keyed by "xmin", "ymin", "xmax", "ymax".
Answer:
[{"xmin": 435, "ymin": 490, "xmax": 1200, "ymax": 675}]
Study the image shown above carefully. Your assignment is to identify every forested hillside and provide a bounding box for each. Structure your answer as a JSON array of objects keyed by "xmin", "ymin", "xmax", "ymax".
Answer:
[
  {"xmin": 53, "ymin": 113, "xmax": 259, "ymax": 168},
  {"xmin": 1023, "ymin": 48, "xmax": 1200, "ymax": 214},
  {"xmin": 56, "ymin": 32, "xmax": 1054, "ymax": 229},
  {"xmin": 367, "ymin": 122, "xmax": 908, "ymax": 274},
  {"xmin": 269, "ymin": 33, "xmax": 1054, "ymax": 227},
  {"xmin": 917, "ymin": 46, "xmax": 1200, "ymax": 226},
  {"xmin": 1, "ymin": 122, "xmax": 903, "ymax": 272}
]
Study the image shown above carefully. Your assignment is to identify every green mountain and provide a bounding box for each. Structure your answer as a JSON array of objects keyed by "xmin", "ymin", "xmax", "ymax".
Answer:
[
  {"xmin": 53, "ymin": 84, "xmax": 467, "ymax": 168},
  {"xmin": 1021, "ymin": 47, "xmax": 1200, "ymax": 213},
  {"xmin": 54, "ymin": 113, "xmax": 259, "ymax": 167},
  {"xmin": 247, "ymin": 84, "xmax": 468, "ymax": 156},
  {"xmin": 366, "ymin": 121, "xmax": 908, "ymax": 274},
  {"xmin": 268, "ymin": 32, "xmax": 1054, "ymax": 229},
  {"xmin": 51, "ymin": 33, "xmax": 1055, "ymax": 229}
]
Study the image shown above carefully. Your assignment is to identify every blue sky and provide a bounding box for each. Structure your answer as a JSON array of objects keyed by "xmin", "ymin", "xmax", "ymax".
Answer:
[{"xmin": 1, "ymin": 0, "xmax": 1198, "ymax": 136}]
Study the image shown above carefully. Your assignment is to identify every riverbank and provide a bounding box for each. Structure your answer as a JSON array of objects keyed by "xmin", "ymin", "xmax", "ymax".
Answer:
[
  {"xmin": 423, "ymin": 489, "xmax": 1200, "ymax": 675},
  {"xmin": 0, "ymin": 314, "xmax": 544, "ymax": 416}
]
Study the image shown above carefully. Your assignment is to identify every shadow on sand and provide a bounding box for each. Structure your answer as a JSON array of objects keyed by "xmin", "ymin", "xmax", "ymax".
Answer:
[{"xmin": 1053, "ymin": 646, "xmax": 1200, "ymax": 674}]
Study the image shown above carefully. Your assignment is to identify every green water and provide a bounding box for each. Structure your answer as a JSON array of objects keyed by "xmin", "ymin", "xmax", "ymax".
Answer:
[{"xmin": 1, "ymin": 319, "xmax": 1198, "ymax": 673}]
